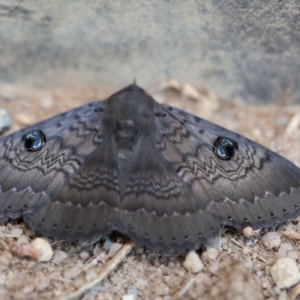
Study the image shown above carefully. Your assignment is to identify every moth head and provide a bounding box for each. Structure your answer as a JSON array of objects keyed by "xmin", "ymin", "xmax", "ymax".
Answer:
[
  {"xmin": 22, "ymin": 130, "xmax": 46, "ymax": 151},
  {"xmin": 104, "ymin": 85, "xmax": 158, "ymax": 141},
  {"xmin": 213, "ymin": 137, "xmax": 238, "ymax": 160},
  {"xmin": 106, "ymin": 85, "xmax": 155, "ymax": 118}
]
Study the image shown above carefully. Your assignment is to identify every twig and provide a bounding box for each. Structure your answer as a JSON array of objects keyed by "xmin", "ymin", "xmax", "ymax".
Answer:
[
  {"xmin": 58, "ymin": 241, "xmax": 134, "ymax": 300},
  {"xmin": 230, "ymin": 238, "xmax": 267, "ymax": 263}
]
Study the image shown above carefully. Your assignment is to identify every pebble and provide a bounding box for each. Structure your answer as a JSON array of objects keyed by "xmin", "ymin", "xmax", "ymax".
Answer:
[
  {"xmin": 0, "ymin": 108, "xmax": 11, "ymax": 134},
  {"xmin": 243, "ymin": 226, "xmax": 255, "ymax": 238},
  {"xmin": 288, "ymin": 251, "xmax": 299, "ymax": 261},
  {"xmin": 63, "ymin": 266, "xmax": 82, "ymax": 279},
  {"xmin": 271, "ymin": 258, "xmax": 300, "ymax": 288},
  {"xmin": 135, "ymin": 278, "xmax": 148, "ymax": 289},
  {"xmin": 162, "ymin": 267, "xmax": 170, "ymax": 276},
  {"xmin": 21, "ymin": 284, "xmax": 34, "ymax": 294},
  {"xmin": 0, "ymin": 226, "xmax": 7, "ymax": 233},
  {"xmin": 262, "ymin": 232, "xmax": 282, "ymax": 250},
  {"xmin": 127, "ymin": 285, "xmax": 137, "ymax": 295},
  {"xmin": 154, "ymin": 281, "xmax": 169, "ymax": 296},
  {"xmin": 208, "ymin": 260, "xmax": 220, "ymax": 275},
  {"xmin": 103, "ymin": 239, "xmax": 113, "ymax": 251},
  {"xmin": 15, "ymin": 113, "xmax": 35, "ymax": 125},
  {"xmin": 35, "ymin": 276, "xmax": 51, "ymax": 291},
  {"xmin": 122, "ymin": 285, "xmax": 138, "ymax": 300},
  {"xmin": 31, "ymin": 238, "xmax": 53, "ymax": 262},
  {"xmin": 278, "ymin": 242, "xmax": 299, "ymax": 260},
  {"xmin": 93, "ymin": 243, "xmax": 102, "ymax": 255},
  {"xmin": 122, "ymin": 295, "xmax": 136, "ymax": 300},
  {"xmin": 9, "ymin": 227, "xmax": 23, "ymax": 237},
  {"xmin": 79, "ymin": 251, "xmax": 89, "ymax": 260},
  {"xmin": 0, "ymin": 255, "xmax": 10, "ymax": 266},
  {"xmin": 110, "ymin": 275, "xmax": 122, "ymax": 285},
  {"xmin": 242, "ymin": 247, "xmax": 251, "ymax": 255},
  {"xmin": 183, "ymin": 251, "xmax": 204, "ymax": 273},
  {"xmin": 88, "ymin": 258, "xmax": 98, "ymax": 267},
  {"xmin": 194, "ymin": 272, "xmax": 211, "ymax": 285},
  {"xmin": 53, "ymin": 250, "xmax": 68, "ymax": 263},
  {"xmin": 243, "ymin": 226, "xmax": 261, "ymax": 238},
  {"xmin": 283, "ymin": 230, "xmax": 300, "ymax": 240},
  {"xmin": 85, "ymin": 269, "xmax": 98, "ymax": 281},
  {"xmin": 202, "ymin": 247, "xmax": 218, "ymax": 261},
  {"xmin": 82, "ymin": 294, "xmax": 95, "ymax": 300},
  {"xmin": 108, "ymin": 243, "xmax": 123, "ymax": 258}
]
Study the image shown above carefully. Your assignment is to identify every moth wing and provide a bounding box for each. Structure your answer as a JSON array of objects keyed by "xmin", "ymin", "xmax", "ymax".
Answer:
[
  {"xmin": 0, "ymin": 101, "xmax": 110, "ymax": 226},
  {"xmin": 158, "ymin": 104, "xmax": 300, "ymax": 230},
  {"xmin": 25, "ymin": 135, "xmax": 121, "ymax": 240}
]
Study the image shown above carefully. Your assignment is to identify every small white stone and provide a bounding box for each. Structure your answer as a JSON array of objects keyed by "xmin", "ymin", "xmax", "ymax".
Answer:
[
  {"xmin": 79, "ymin": 251, "xmax": 89, "ymax": 260},
  {"xmin": 15, "ymin": 113, "xmax": 35, "ymax": 126},
  {"xmin": 93, "ymin": 243, "xmax": 102, "ymax": 255},
  {"xmin": 53, "ymin": 250, "xmax": 68, "ymax": 263},
  {"xmin": 9, "ymin": 227, "xmax": 23, "ymax": 237},
  {"xmin": 183, "ymin": 251, "xmax": 204, "ymax": 273},
  {"xmin": 85, "ymin": 269, "xmax": 98, "ymax": 281},
  {"xmin": 135, "ymin": 278, "xmax": 148, "ymax": 289},
  {"xmin": 31, "ymin": 238, "xmax": 53, "ymax": 262},
  {"xmin": 107, "ymin": 243, "xmax": 122, "ymax": 258},
  {"xmin": 271, "ymin": 258, "xmax": 300, "ymax": 288},
  {"xmin": 202, "ymin": 247, "xmax": 218, "ymax": 261},
  {"xmin": 103, "ymin": 239, "xmax": 113, "ymax": 251},
  {"xmin": 122, "ymin": 295, "xmax": 136, "ymax": 300},
  {"xmin": 127, "ymin": 285, "xmax": 137, "ymax": 297},
  {"xmin": 288, "ymin": 251, "xmax": 299, "ymax": 261},
  {"xmin": 262, "ymin": 232, "xmax": 282, "ymax": 250},
  {"xmin": 278, "ymin": 242, "xmax": 299, "ymax": 260},
  {"xmin": 110, "ymin": 275, "xmax": 122, "ymax": 285},
  {"xmin": 154, "ymin": 281, "xmax": 169, "ymax": 296},
  {"xmin": 35, "ymin": 276, "xmax": 51, "ymax": 292},
  {"xmin": 63, "ymin": 266, "xmax": 82, "ymax": 279},
  {"xmin": 242, "ymin": 247, "xmax": 251, "ymax": 255}
]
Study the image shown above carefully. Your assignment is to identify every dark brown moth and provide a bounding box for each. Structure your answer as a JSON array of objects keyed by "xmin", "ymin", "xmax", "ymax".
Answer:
[{"xmin": 0, "ymin": 84, "xmax": 300, "ymax": 251}]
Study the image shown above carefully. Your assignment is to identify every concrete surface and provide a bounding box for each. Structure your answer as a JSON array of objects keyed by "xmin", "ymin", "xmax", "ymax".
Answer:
[{"xmin": 0, "ymin": 0, "xmax": 299, "ymax": 103}]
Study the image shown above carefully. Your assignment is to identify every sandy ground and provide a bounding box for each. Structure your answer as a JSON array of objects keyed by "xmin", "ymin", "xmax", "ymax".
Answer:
[{"xmin": 0, "ymin": 81, "xmax": 300, "ymax": 300}]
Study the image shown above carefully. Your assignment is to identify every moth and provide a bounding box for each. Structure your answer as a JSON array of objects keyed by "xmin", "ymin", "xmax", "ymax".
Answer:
[{"xmin": 0, "ymin": 84, "xmax": 299, "ymax": 251}]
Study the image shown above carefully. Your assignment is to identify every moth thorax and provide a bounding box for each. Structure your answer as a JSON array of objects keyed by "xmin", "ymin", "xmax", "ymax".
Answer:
[{"xmin": 116, "ymin": 119, "xmax": 137, "ymax": 140}]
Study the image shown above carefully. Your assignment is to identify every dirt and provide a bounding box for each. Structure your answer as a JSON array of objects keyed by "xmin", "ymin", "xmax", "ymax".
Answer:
[{"xmin": 0, "ymin": 81, "xmax": 300, "ymax": 300}]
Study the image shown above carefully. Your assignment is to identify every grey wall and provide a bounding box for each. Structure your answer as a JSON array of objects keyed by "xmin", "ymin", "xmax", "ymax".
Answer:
[{"xmin": 0, "ymin": 0, "xmax": 299, "ymax": 103}]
